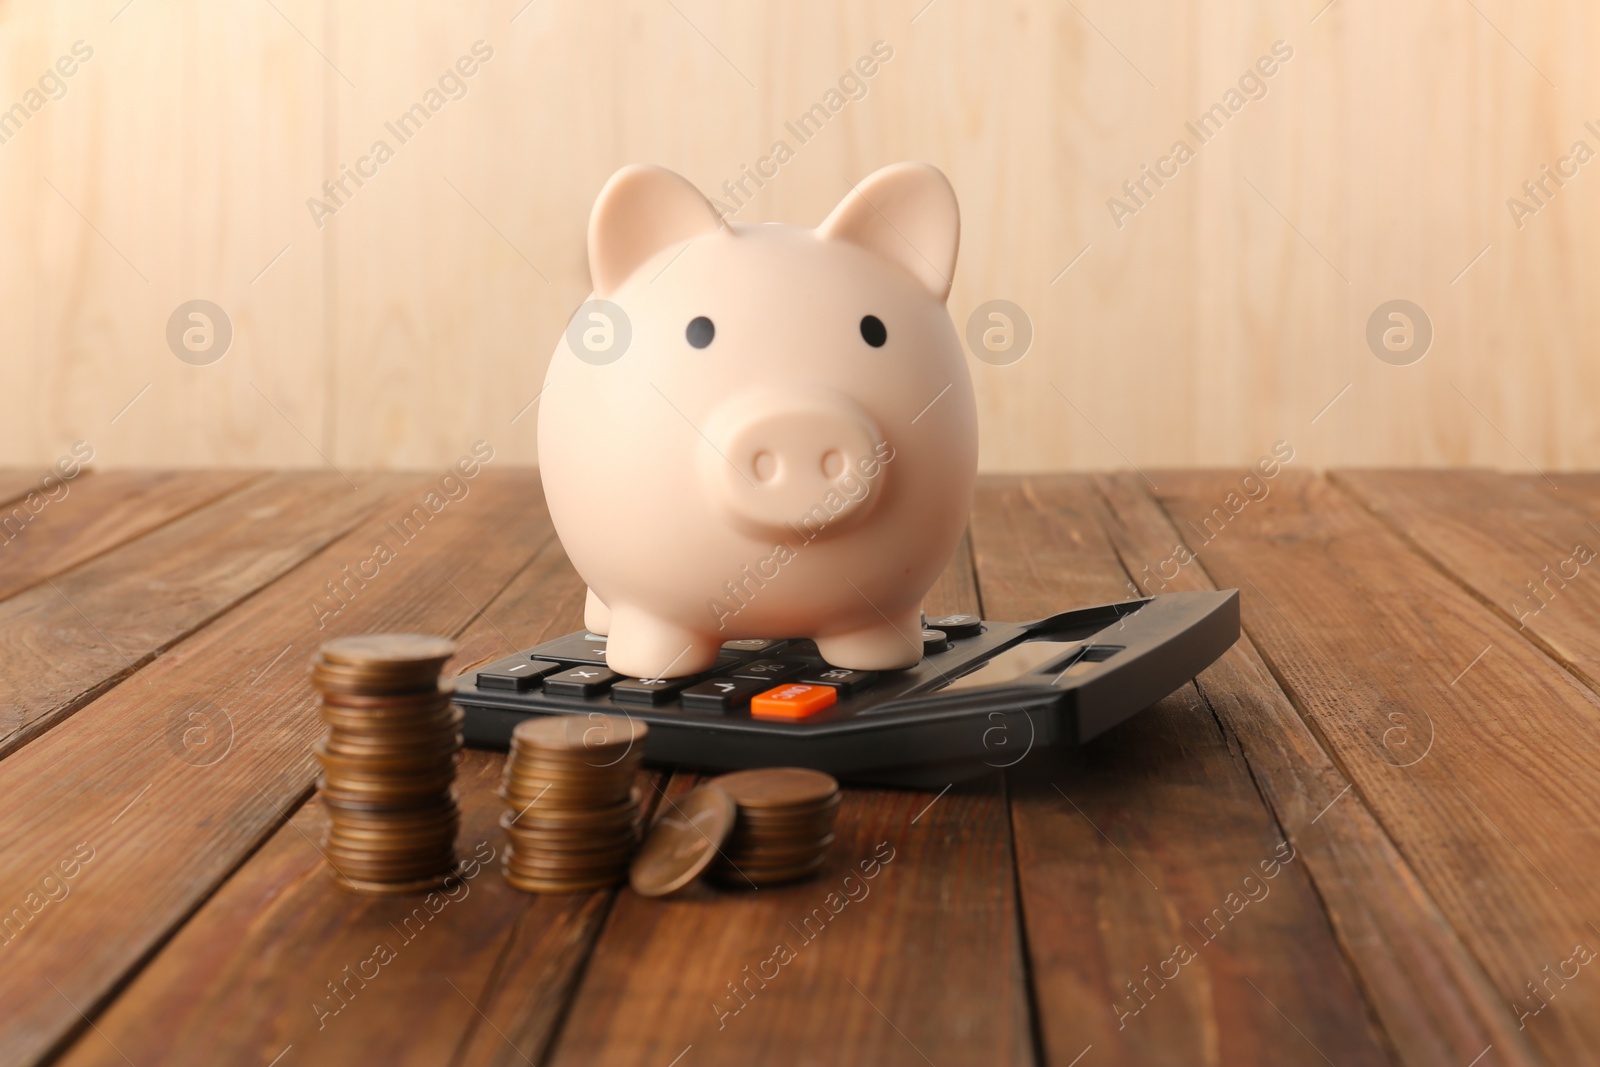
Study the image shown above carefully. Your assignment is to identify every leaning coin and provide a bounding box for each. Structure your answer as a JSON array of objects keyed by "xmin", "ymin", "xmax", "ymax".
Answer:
[{"xmin": 629, "ymin": 785, "xmax": 736, "ymax": 898}]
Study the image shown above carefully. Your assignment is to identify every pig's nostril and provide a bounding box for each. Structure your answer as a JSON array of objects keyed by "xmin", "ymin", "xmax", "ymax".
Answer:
[
  {"xmin": 752, "ymin": 451, "xmax": 777, "ymax": 482},
  {"xmin": 821, "ymin": 450, "xmax": 845, "ymax": 479}
]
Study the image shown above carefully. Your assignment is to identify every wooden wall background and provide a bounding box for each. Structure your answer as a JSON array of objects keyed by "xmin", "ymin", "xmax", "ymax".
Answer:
[{"xmin": 2, "ymin": 0, "xmax": 1597, "ymax": 473}]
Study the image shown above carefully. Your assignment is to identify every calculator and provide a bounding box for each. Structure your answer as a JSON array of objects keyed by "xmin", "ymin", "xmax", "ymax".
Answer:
[{"xmin": 455, "ymin": 590, "xmax": 1239, "ymax": 787}]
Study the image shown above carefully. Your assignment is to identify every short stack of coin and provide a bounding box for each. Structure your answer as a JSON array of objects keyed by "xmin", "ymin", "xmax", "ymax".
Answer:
[
  {"xmin": 708, "ymin": 768, "xmax": 840, "ymax": 886},
  {"xmin": 500, "ymin": 715, "xmax": 647, "ymax": 893},
  {"xmin": 311, "ymin": 634, "xmax": 461, "ymax": 894}
]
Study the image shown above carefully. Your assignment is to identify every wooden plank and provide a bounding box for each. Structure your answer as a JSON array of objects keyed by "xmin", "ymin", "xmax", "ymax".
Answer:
[
  {"xmin": 0, "ymin": 472, "xmax": 411, "ymax": 761},
  {"xmin": 0, "ymin": 470, "xmax": 261, "ymax": 603},
  {"xmin": 1096, "ymin": 472, "xmax": 1541, "ymax": 1067},
  {"xmin": 0, "ymin": 470, "xmax": 550, "ymax": 1066},
  {"xmin": 52, "ymin": 749, "xmax": 520, "ymax": 1067},
  {"xmin": 508, "ymin": 535, "xmax": 1032, "ymax": 1067},
  {"xmin": 49, "ymin": 501, "xmax": 652, "ymax": 1067},
  {"xmin": 973, "ymin": 475, "xmax": 1396, "ymax": 1067},
  {"xmin": 0, "ymin": 470, "xmax": 55, "ymax": 509},
  {"xmin": 1148, "ymin": 471, "xmax": 1600, "ymax": 1065},
  {"xmin": 57, "ymin": 750, "xmax": 663, "ymax": 1067},
  {"xmin": 1335, "ymin": 469, "xmax": 1600, "ymax": 697}
]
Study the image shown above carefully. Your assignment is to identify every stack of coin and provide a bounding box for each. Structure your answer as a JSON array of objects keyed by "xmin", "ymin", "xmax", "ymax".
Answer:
[
  {"xmin": 707, "ymin": 768, "xmax": 840, "ymax": 886},
  {"xmin": 310, "ymin": 634, "xmax": 461, "ymax": 894},
  {"xmin": 500, "ymin": 714, "xmax": 647, "ymax": 893}
]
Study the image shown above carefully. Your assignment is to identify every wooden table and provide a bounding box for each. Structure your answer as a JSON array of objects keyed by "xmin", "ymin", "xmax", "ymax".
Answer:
[{"xmin": 1, "ymin": 468, "xmax": 1595, "ymax": 1067}]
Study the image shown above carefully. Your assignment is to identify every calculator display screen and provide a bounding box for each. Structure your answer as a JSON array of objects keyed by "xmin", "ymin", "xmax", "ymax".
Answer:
[{"xmin": 939, "ymin": 639, "xmax": 1081, "ymax": 691}]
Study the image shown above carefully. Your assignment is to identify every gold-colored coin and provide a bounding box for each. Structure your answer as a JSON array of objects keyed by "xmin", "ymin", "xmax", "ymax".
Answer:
[{"xmin": 630, "ymin": 785, "xmax": 735, "ymax": 897}]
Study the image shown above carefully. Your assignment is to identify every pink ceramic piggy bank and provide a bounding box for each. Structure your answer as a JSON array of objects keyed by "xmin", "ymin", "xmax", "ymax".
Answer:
[{"xmin": 538, "ymin": 162, "xmax": 978, "ymax": 679}]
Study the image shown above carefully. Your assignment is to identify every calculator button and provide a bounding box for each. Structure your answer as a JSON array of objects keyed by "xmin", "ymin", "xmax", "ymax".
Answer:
[
  {"xmin": 721, "ymin": 638, "xmax": 786, "ymax": 654},
  {"xmin": 750, "ymin": 683, "xmax": 838, "ymax": 720},
  {"xmin": 543, "ymin": 666, "xmax": 621, "ymax": 697},
  {"xmin": 921, "ymin": 629, "xmax": 953, "ymax": 656},
  {"xmin": 927, "ymin": 613, "xmax": 983, "ymax": 639},
  {"xmin": 729, "ymin": 658, "xmax": 805, "ymax": 682},
  {"xmin": 524, "ymin": 632, "xmax": 612, "ymax": 665},
  {"xmin": 680, "ymin": 677, "xmax": 769, "ymax": 712},
  {"xmin": 475, "ymin": 659, "xmax": 563, "ymax": 692},
  {"xmin": 611, "ymin": 676, "xmax": 695, "ymax": 705},
  {"xmin": 799, "ymin": 667, "xmax": 878, "ymax": 695}
]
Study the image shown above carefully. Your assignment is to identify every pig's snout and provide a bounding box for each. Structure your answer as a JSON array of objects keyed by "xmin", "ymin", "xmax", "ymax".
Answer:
[{"xmin": 699, "ymin": 388, "xmax": 885, "ymax": 537}]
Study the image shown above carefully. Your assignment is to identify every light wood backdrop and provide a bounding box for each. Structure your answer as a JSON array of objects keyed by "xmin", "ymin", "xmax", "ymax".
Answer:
[{"xmin": 3, "ymin": 0, "xmax": 1597, "ymax": 473}]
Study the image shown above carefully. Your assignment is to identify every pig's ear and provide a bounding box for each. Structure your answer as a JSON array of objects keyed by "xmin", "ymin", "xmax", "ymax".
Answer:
[
  {"xmin": 588, "ymin": 165, "xmax": 726, "ymax": 296},
  {"xmin": 818, "ymin": 162, "xmax": 958, "ymax": 302}
]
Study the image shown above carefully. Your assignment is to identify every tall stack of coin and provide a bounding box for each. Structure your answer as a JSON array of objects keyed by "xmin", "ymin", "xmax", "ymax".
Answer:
[
  {"xmin": 500, "ymin": 715, "xmax": 647, "ymax": 893},
  {"xmin": 707, "ymin": 768, "xmax": 840, "ymax": 886},
  {"xmin": 310, "ymin": 634, "xmax": 461, "ymax": 894}
]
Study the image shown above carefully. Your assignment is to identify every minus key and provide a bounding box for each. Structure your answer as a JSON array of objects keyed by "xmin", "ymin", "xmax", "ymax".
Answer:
[{"xmin": 475, "ymin": 659, "xmax": 563, "ymax": 692}]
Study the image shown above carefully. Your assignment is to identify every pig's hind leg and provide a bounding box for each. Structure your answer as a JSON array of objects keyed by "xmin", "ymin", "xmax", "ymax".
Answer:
[
  {"xmin": 814, "ymin": 609, "xmax": 924, "ymax": 671},
  {"xmin": 603, "ymin": 604, "xmax": 721, "ymax": 679},
  {"xmin": 585, "ymin": 588, "xmax": 612, "ymax": 635}
]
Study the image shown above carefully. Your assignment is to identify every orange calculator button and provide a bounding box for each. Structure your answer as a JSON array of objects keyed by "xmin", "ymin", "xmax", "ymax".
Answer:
[{"xmin": 750, "ymin": 683, "xmax": 838, "ymax": 720}]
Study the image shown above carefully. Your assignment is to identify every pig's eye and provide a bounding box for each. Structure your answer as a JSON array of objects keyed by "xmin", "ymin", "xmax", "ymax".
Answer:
[
  {"xmin": 686, "ymin": 316, "xmax": 715, "ymax": 349},
  {"xmin": 859, "ymin": 315, "xmax": 887, "ymax": 348}
]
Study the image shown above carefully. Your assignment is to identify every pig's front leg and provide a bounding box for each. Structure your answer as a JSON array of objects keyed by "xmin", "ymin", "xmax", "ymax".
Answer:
[
  {"xmin": 814, "ymin": 609, "xmax": 924, "ymax": 671},
  {"xmin": 604, "ymin": 604, "xmax": 722, "ymax": 679},
  {"xmin": 585, "ymin": 588, "xmax": 611, "ymax": 635}
]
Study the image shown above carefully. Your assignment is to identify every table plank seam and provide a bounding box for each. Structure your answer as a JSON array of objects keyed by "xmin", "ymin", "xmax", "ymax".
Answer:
[
  {"xmin": 469, "ymin": 779, "xmax": 673, "ymax": 1067},
  {"xmin": 33, "ymin": 776, "xmax": 323, "ymax": 1067},
  {"xmin": 0, "ymin": 473, "xmax": 405, "ymax": 764},
  {"xmin": 2, "ymin": 473, "xmax": 559, "ymax": 1066},
  {"xmin": 1328, "ymin": 470, "xmax": 1600, "ymax": 701},
  {"xmin": 0, "ymin": 471, "xmax": 271, "ymax": 610},
  {"xmin": 1093, "ymin": 481, "xmax": 1409, "ymax": 1063},
  {"xmin": 1002, "ymin": 772, "xmax": 1050, "ymax": 1067},
  {"xmin": 48, "ymin": 530, "xmax": 557, "ymax": 1064},
  {"xmin": 1097, "ymin": 474, "xmax": 1545, "ymax": 1067},
  {"xmin": 1182, "ymin": 674, "xmax": 1417, "ymax": 1067}
]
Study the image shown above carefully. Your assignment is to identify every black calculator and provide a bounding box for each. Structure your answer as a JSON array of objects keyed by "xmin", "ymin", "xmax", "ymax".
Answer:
[{"xmin": 455, "ymin": 591, "xmax": 1238, "ymax": 787}]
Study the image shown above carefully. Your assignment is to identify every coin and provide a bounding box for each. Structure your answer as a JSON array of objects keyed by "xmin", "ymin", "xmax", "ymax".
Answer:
[
  {"xmin": 332, "ymin": 871, "xmax": 457, "ymax": 895},
  {"xmin": 511, "ymin": 714, "xmax": 648, "ymax": 757},
  {"xmin": 505, "ymin": 850, "xmax": 633, "ymax": 875},
  {"xmin": 734, "ymin": 792, "xmax": 841, "ymax": 821},
  {"xmin": 722, "ymin": 835, "xmax": 836, "ymax": 866},
  {"xmin": 321, "ymin": 791, "xmax": 458, "ymax": 815},
  {"xmin": 497, "ymin": 726, "xmax": 650, "ymax": 894},
  {"xmin": 310, "ymin": 669, "xmax": 445, "ymax": 697},
  {"xmin": 712, "ymin": 852, "xmax": 827, "ymax": 885},
  {"xmin": 320, "ymin": 634, "xmax": 456, "ymax": 667},
  {"xmin": 501, "ymin": 870, "xmax": 623, "ymax": 894},
  {"xmin": 310, "ymin": 634, "xmax": 461, "ymax": 892},
  {"xmin": 629, "ymin": 785, "xmax": 735, "ymax": 897},
  {"xmin": 709, "ymin": 768, "xmax": 838, "ymax": 810}
]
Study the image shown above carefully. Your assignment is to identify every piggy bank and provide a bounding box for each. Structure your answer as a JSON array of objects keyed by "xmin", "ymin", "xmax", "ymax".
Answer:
[{"xmin": 538, "ymin": 162, "xmax": 978, "ymax": 678}]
